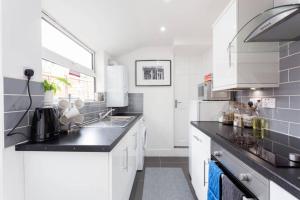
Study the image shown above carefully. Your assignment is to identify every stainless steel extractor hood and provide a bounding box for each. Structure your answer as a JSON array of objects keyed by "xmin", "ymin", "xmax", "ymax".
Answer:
[{"xmin": 245, "ymin": 4, "xmax": 300, "ymax": 42}]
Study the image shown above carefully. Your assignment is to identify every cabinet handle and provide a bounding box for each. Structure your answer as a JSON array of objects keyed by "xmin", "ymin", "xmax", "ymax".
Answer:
[
  {"xmin": 203, "ymin": 160, "xmax": 206, "ymax": 186},
  {"xmin": 239, "ymin": 173, "xmax": 251, "ymax": 182},
  {"xmin": 123, "ymin": 148, "xmax": 127, "ymax": 170},
  {"xmin": 123, "ymin": 147, "xmax": 129, "ymax": 171},
  {"xmin": 193, "ymin": 135, "xmax": 202, "ymax": 142},
  {"xmin": 134, "ymin": 132, "xmax": 138, "ymax": 150},
  {"xmin": 204, "ymin": 159, "xmax": 209, "ymax": 186},
  {"xmin": 126, "ymin": 147, "xmax": 129, "ymax": 171},
  {"xmin": 213, "ymin": 151, "xmax": 222, "ymax": 157},
  {"xmin": 228, "ymin": 43, "xmax": 232, "ymax": 68}
]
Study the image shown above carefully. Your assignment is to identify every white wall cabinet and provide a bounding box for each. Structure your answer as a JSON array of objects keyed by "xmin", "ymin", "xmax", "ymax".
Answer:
[
  {"xmin": 24, "ymin": 119, "xmax": 142, "ymax": 200},
  {"xmin": 270, "ymin": 181, "xmax": 297, "ymax": 200},
  {"xmin": 212, "ymin": 0, "xmax": 279, "ymax": 91},
  {"xmin": 189, "ymin": 125, "xmax": 211, "ymax": 200}
]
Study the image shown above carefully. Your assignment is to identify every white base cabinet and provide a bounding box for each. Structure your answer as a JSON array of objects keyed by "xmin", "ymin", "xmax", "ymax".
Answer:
[
  {"xmin": 189, "ymin": 125, "xmax": 211, "ymax": 200},
  {"xmin": 24, "ymin": 119, "xmax": 141, "ymax": 200},
  {"xmin": 270, "ymin": 181, "xmax": 297, "ymax": 200}
]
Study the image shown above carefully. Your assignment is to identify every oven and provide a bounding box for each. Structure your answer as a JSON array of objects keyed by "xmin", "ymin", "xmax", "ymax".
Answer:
[{"xmin": 211, "ymin": 141, "xmax": 270, "ymax": 200}]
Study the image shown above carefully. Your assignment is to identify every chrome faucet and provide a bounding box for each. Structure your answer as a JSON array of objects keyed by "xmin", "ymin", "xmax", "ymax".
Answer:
[{"xmin": 99, "ymin": 108, "xmax": 115, "ymax": 120}]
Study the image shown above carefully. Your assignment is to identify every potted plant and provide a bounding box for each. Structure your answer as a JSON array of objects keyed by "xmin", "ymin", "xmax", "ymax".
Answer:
[{"xmin": 43, "ymin": 77, "xmax": 71, "ymax": 107}]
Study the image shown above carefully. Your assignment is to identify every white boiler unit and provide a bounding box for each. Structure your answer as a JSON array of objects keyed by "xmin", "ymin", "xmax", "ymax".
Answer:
[{"xmin": 106, "ymin": 65, "xmax": 128, "ymax": 107}]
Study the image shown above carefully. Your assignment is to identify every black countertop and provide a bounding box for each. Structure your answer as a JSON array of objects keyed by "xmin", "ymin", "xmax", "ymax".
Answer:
[
  {"xmin": 191, "ymin": 121, "xmax": 300, "ymax": 199},
  {"xmin": 15, "ymin": 113, "xmax": 143, "ymax": 152}
]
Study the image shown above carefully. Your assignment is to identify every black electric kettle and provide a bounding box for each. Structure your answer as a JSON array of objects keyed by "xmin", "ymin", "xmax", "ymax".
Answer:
[{"xmin": 31, "ymin": 107, "xmax": 60, "ymax": 142}]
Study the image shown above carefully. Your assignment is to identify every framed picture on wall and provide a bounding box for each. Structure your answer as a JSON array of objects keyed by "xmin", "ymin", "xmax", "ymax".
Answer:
[{"xmin": 135, "ymin": 60, "xmax": 172, "ymax": 86}]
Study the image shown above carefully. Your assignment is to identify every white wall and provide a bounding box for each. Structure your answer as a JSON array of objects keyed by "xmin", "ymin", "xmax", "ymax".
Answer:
[
  {"xmin": 1, "ymin": 0, "xmax": 42, "ymax": 200},
  {"xmin": 116, "ymin": 46, "xmax": 179, "ymax": 156},
  {"xmin": 174, "ymin": 46, "xmax": 212, "ymax": 100},
  {"xmin": 116, "ymin": 46, "xmax": 212, "ymax": 156},
  {"xmin": 95, "ymin": 50, "xmax": 111, "ymax": 93},
  {"xmin": 2, "ymin": 0, "xmax": 42, "ymax": 82}
]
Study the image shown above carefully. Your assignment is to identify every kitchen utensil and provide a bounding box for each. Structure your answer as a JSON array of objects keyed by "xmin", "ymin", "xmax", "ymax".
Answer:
[
  {"xmin": 31, "ymin": 107, "xmax": 60, "ymax": 142},
  {"xmin": 74, "ymin": 99, "xmax": 84, "ymax": 109},
  {"xmin": 58, "ymin": 99, "xmax": 69, "ymax": 110},
  {"xmin": 63, "ymin": 107, "xmax": 80, "ymax": 119}
]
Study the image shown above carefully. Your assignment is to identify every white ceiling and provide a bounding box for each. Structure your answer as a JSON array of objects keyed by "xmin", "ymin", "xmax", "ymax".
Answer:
[{"xmin": 42, "ymin": 0, "xmax": 230, "ymax": 56}]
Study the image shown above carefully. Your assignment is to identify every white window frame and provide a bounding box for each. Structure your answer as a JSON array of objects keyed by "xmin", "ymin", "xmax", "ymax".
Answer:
[{"xmin": 41, "ymin": 11, "xmax": 96, "ymax": 78}]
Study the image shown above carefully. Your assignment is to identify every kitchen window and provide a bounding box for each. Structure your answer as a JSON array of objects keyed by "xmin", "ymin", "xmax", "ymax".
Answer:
[{"xmin": 41, "ymin": 11, "xmax": 95, "ymax": 101}]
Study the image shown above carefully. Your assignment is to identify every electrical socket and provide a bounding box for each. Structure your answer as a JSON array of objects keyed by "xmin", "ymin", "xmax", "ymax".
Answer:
[
  {"xmin": 262, "ymin": 98, "xmax": 276, "ymax": 108},
  {"xmin": 24, "ymin": 69, "xmax": 34, "ymax": 79}
]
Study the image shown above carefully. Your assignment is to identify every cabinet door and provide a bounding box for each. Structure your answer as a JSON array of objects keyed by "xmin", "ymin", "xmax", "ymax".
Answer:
[
  {"xmin": 111, "ymin": 137, "xmax": 128, "ymax": 200},
  {"xmin": 190, "ymin": 128, "xmax": 205, "ymax": 199},
  {"xmin": 190, "ymin": 126, "xmax": 211, "ymax": 200},
  {"xmin": 270, "ymin": 181, "xmax": 297, "ymax": 200},
  {"xmin": 127, "ymin": 126, "xmax": 138, "ymax": 193},
  {"xmin": 199, "ymin": 130, "xmax": 211, "ymax": 200},
  {"xmin": 212, "ymin": 1, "xmax": 237, "ymax": 90}
]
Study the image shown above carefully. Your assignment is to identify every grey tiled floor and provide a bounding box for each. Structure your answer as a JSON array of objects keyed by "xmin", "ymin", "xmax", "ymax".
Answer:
[{"xmin": 129, "ymin": 157, "xmax": 197, "ymax": 200}]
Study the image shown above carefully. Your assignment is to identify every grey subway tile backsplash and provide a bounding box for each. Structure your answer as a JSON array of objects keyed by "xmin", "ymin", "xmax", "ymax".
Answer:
[
  {"xmin": 280, "ymin": 53, "xmax": 300, "ymax": 70},
  {"xmin": 3, "ymin": 77, "xmax": 44, "ymax": 147},
  {"xmin": 4, "ymin": 112, "xmax": 29, "ymax": 130},
  {"xmin": 79, "ymin": 101, "xmax": 107, "ymax": 122},
  {"xmin": 289, "ymin": 41, "xmax": 300, "ymax": 55},
  {"xmin": 274, "ymin": 82, "xmax": 300, "ymax": 95},
  {"xmin": 279, "ymin": 45, "xmax": 288, "ymax": 58},
  {"xmin": 289, "ymin": 67, "xmax": 300, "ymax": 82},
  {"xmin": 275, "ymin": 96, "xmax": 289, "ymax": 108},
  {"xmin": 274, "ymin": 108, "xmax": 300, "ymax": 124},
  {"xmin": 267, "ymin": 120, "xmax": 289, "ymax": 134},
  {"xmin": 128, "ymin": 93, "xmax": 144, "ymax": 113},
  {"xmin": 115, "ymin": 93, "xmax": 144, "ymax": 114},
  {"xmin": 289, "ymin": 123, "xmax": 300, "ymax": 138},
  {"xmin": 235, "ymin": 42, "xmax": 300, "ymax": 137},
  {"xmin": 290, "ymin": 96, "xmax": 300, "ymax": 109},
  {"xmin": 4, "ymin": 77, "xmax": 43, "ymax": 95},
  {"xmin": 4, "ymin": 126, "xmax": 31, "ymax": 148},
  {"xmin": 249, "ymin": 88, "xmax": 274, "ymax": 97},
  {"xmin": 259, "ymin": 108, "xmax": 273, "ymax": 119},
  {"xmin": 4, "ymin": 95, "xmax": 43, "ymax": 112},
  {"xmin": 2, "ymin": 79, "xmax": 144, "ymax": 148},
  {"xmin": 2, "ymin": 77, "xmax": 107, "ymax": 147},
  {"xmin": 280, "ymin": 70, "xmax": 288, "ymax": 83}
]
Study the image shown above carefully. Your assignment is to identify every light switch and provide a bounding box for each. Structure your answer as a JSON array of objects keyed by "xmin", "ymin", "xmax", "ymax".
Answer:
[{"xmin": 262, "ymin": 98, "xmax": 276, "ymax": 108}]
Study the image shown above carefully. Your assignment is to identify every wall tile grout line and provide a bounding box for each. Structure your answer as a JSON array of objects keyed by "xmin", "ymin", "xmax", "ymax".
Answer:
[
  {"xmin": 2, "ymin": 78, "xmax": 142, "ymax": 147},
  {"xmin": 236, "ymin": 42, "xmax": 300, "ymax": 137}
]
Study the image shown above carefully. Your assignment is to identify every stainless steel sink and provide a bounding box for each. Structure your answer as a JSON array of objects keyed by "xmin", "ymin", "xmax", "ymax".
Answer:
[{"xmin": 83, "ymin": 116, "xmax": 135, "ymax": 128}]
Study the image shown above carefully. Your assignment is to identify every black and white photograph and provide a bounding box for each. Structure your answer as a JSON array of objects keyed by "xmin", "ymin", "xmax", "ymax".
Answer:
[{"xmin": 135, "ymin": 60, "xmax": 171, "ymax": 86}]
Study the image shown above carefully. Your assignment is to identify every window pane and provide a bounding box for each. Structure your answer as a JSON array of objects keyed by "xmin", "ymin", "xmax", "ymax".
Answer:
[
  {"xmin": 42, "ymin": 19, "xmax": 93, "ymax": 69},
  {"xmin": 42, "ymin": 60, "xmax": 95, "ymax": 101}
]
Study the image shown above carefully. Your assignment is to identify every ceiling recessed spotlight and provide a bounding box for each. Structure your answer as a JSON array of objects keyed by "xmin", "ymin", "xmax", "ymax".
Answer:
[
  {"xmin": 163, "ymin": 0, "xmax": 172, "ymax": 3},
  {"xmin": 160, "ymin": 26, "xmax": 166, "ymax": 32},
  {"xmin": 250, "ymin": 88, "xmax": 256, "ymax": 90}
]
